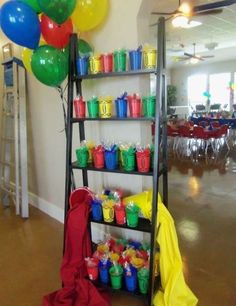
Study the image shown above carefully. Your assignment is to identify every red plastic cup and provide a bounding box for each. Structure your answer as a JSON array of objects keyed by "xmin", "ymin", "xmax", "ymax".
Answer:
[
  {"xmin": 74, "ymin": 97, "xmax": 86, "ymax": 118},
  {"xmin": 86, "ymin": 258, "xmax": 99, "ymax": 281},
  {"xmin": 112, "ymin": 243, "xmax": 125, "ymax": 254},
  {"xmin": 128, "ymin": 96, "xmax": 142, "ymax": 118},
  {"xmin": 101, "ymin": 53, "xmax": 113, "ymax": 73},
  {"xmin": 136, "ymin": 150, "xmax": 151, "ymax": 173},
  {"xmin": 92, "ymin": 146, "xmax": 105, "ymax": 169},
  {"xmin": 115, "ymin": 205, "xmax": 126, "ymax": 225}
]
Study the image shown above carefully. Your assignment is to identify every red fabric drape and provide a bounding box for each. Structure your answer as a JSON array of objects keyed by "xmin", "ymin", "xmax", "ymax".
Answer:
[{"xmin": 43, "ymin": 195, "xmax": 110, "ymax": 306}]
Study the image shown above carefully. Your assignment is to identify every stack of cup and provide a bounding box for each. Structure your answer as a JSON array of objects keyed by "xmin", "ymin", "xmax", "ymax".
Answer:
[
  {"xmin": 114, "ymin": 50, "xmax": 127, "ymax": 72},
  {"xmin": 101, "ymin": 53, "xmax": 113, "ymax": 73},
  {"xmin": 129, "ymin": 47, "xmax": 142, "ymax": 70},
  {"xmin": 87, "ymin": 97, "xmax": 99, "ymax": 118}
]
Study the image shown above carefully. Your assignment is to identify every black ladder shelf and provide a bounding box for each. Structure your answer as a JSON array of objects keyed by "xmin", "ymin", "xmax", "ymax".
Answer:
[{"xmin": 64, "ymin": 17, "xmax": 168, "ymax": 306}]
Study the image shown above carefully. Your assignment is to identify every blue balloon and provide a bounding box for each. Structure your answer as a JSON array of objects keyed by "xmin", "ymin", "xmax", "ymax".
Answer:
[{"xmin": 0, "ymin": 1, "xmax": 40, "ymax": 49}]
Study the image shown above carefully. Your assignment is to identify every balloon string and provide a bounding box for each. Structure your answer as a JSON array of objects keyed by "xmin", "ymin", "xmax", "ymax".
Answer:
[{"xmin": 56, "ymin": 84, "xmax": 76, "ymax": 190}]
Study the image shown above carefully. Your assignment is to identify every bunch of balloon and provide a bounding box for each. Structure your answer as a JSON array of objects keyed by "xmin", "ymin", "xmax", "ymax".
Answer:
[{"xmin": 0, "ymin": 0, "xmax": 109, "ymax": 87}]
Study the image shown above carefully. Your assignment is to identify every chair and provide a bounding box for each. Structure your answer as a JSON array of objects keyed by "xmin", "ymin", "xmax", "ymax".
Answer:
[
  {"xmin": 175, "ymin": 125, "xmax": 193, "ymax": 157},
  {"xmin": 192, "ymin": 126, "xmax": 216, "ymax": 157},
  {"xmin": 199, "ymin": 121, "xmax": 209, "ymax": 128},
  {"xmin": 167, "ymin": 125, "xmax": 179, "ymax": 152},
  {"xmin": 214, "ymin": 124, "xmax": 230, "ymax": 152},
  {"xmin": 211, "ymin": 121, "xmax": 220, "ymax": 129}
]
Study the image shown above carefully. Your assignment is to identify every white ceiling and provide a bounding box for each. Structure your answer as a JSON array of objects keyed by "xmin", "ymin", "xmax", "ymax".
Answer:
[{"xmin": 149, "ymin": 0, "xmax": 236, "ymax": 67}]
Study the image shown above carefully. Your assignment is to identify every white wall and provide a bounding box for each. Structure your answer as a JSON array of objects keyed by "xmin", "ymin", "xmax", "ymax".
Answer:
[
  {"xmin": 0, "ymin": 0, "xmax": 157, "ymax": 231},
  {"xmin": 171, "ymin": 59, "xmax": 236, "ymax": 107}
]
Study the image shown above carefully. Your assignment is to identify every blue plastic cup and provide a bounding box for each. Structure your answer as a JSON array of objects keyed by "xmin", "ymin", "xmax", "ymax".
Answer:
[
  {"xmin": 77, "ymin": 57, "xmax": 89, "ymax": 76},
  {"xmin": 105, "ymin": 150, "xmax": 118, "ymax": 170},
  {"xmin": 125, "ymin": 266, "xmax": 137, "ymax": 292},
  {"xmin": 115, "ymin": 98, "xmax": 128, "ymax": 118},
  {"xmin": 99, "ymin": 260, "xmax": 111, "ymax": 284},
  {"xmin": 129, "ymin": 50, "xmax": 142, "ymax": 70},
  {"xmin": 91, "ymin": 199, "xmax": 103, "ymax": 221}
]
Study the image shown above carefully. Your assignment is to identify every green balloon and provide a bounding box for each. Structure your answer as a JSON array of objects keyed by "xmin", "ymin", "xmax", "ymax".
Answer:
[
  {"xmin": 21, "ymin": 0, "xmax": 42, "ymax": 13},
  {"xmin": 38, "ymin": 0, "xmax": 76, "ymax": 24},
  {"xmin": 62, "ymin": 39, "xmax": 93, "ymax": 59},
  {"xmin": 31, "ymin": 45, "xmax": 68, "ymax": 87},
  {"xmin": 78, "ymin": 39, "xmax": 93, "ymax": 55}
]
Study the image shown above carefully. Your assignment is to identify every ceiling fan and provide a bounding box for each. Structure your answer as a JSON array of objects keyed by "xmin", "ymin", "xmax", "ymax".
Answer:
[
  {"xmin": 174, "ymin": 43, "xmax": 215, "ymax": 63},
  {"xmin": 151, "ymin": 0, "xmax": 236, "ymax": 28}
]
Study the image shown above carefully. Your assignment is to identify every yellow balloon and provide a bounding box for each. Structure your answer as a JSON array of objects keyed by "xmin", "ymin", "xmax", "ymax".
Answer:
[
  {"xmin": 72, "ymin": 0, "xmax": 109, "ymax": 32},
  {"xmin": 39, "ymin": 37, "xmax": 47, "ymax": 46},
  {"xmin": 22, "ymin": 48, "xmax": 33, "ymax": 73}
]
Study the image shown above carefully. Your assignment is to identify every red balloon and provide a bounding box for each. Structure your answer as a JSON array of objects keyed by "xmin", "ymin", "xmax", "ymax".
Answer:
[{"xmin": 41, "ymin": 14, "xmax": 73, "ymax": 49}]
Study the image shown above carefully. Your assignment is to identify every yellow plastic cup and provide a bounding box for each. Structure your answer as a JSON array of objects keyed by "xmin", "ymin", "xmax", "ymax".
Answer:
[
  {"xmin": 131, "ymin": 257, "xmax": 145, "ymax": 269},
  {"xmin": 110, "ymin": 252, "xmax": 120, "ymax": 262},
  {"xmin": 143, "ymin": 49, "xmax": 157, "ymax": 69},
  {"xmin": 97, "ymin": 244, "xmax": 109, "ymax": 254},
  {"xmin": 102, "ymin": 200, "xmax": 115, "ymax": 222},
  {"xmin": 99, "ymin": 97, "xmax": 113, "ymax": 118},
  {"xmin": 89, "ymin": 55, "xmax": 102, "ymax": 74}
]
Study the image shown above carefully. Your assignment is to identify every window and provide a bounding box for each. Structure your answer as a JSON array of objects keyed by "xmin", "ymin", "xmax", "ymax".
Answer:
[
  {"xmin": 188, "ymin": 74, "xmax": 207, "ymax": 108},
  {"xmin": 209, "ymin": 73, "xmax": 231, "ymax": 110}
]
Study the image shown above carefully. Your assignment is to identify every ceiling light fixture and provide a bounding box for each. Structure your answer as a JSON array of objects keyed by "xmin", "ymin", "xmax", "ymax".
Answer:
[
  {"xmin": 179, "ymin": 2, "xmax": 191, "ymax": 15},
  {"xmin": 172, "ymin": 14, "xmax": 188, "ymax": 28},
  {"xmin": 190, "ymin": 57, "xmax": 199, "ymax": 64}
]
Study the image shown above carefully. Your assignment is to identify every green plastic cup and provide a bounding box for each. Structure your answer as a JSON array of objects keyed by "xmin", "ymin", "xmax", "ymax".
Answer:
[
  {"xmin": 76, "ymin": 147, "xmax": 88, "ymax": 167},
  {"xmin": 138, "ymin": 268, "xmax": 150, "ymax": 294},
  {"xmin": 126, "ymin": 204, "xmax": 140, "ymax": 228},
  {"xmin": 122, "ymin": 148, "xmax": 135, "ymax": 171},
  {"xmin": 109, "ymin": 265, "xmax": 123, "ymax": 289},
  {"xmin": 114, "ymin": 50, "xmax": 127, "ymax": 72},
  {"xmin": 142, "ymin": 96, "xmax": 156, "ymax": 117},
  {"xmin": 87, "ymin": 98, "xmax": 99, "ymax": 118}
]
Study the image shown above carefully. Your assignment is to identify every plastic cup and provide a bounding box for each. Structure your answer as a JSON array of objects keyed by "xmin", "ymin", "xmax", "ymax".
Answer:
[
  {"xmin": 115, "ymin": 98, "xmax": 128, "ymax": 118},
  {"xmin": 126, "ymin": 204, "xmax": 139, "ymax": 228},
  {"xmin": 122, "ymin": 149, "xmax": 136, "ymax": 171},
  {"xmin": 102, "ymin": 201, "xmax": 115, "ymax": 223},
  {"xmin": 87, "ymin": 98, "xmax": 99, "ymax": 118},
  {"xmin": 128, "ymin": 96, "xmax": 142, "ymax": 118},
  {"xmin": 129, "ymin": 50, "xmax": 142, "ymax": 70},
  {"xmin": 124, "ymin": 266, "xmax": 137, "ymax": 292},
  {"xmin": 104, "ymin": 150, "xmax": 118, "ymax": 170},
  {"xmin": 76, "ymin": 147, "xmax": 88, "ymax": 167},
  {"xmin": 115, "ymin": 205, "xmax": 126, "ymax": 225},
  {"xmin": 142, "ymin": 96, "xmax": 156, "ymax": 117},
  {"xmin": 109, "ymin": 265, "xmax": 123, "ymax": 290},
  {"xmin": 136, "ymin": 150, "xmax": 151, "ymax": 173},
  {"xmin": 92, "ymin": 147, "xmax": 105, "ymax": 169},
  {"xmin": 99, "ymin": 260, "xmax": 111, "ymax": 284},
  {"xmin": 74, "ymin": 97, "xmax": 86, "ymax": 118},
  {"xmin": 114, "ymin": 50, "xmax": 127, "ymax": 72},
  {"xmin": 101, "ymin": 53, "xmax": 113, "ymax": 73},
  {"xmin": 89, "ymin": 55, "xmax": 102, "ymax": 74},
  {"xmin": 77, "ymin": 57, "xmax": 89, "ymax": 76},
  {"xmin": 137, "ymin": 268, "xmax": 150, "ymax": 294},
  {"xmin": 143, "ymin": 49, "xmax": 157, "ymax": 69},
  {"xmin": 86, "ymin": 258, "xmax": 99, "ymax": 281},
  {"xmin": 91, "ymin": 199, "xmax": 103, "ymax": 221},
  {"xmin": 99, "ymin": 97, "xmax": 113, "ymax": 118}
]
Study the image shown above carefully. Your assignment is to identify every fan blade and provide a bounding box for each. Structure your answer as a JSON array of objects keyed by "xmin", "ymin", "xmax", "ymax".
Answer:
[
  {"xmin": 151, "ymin": 10, "xmax": 178, "ymax": 15},
  {"xmin": 184, "ymin": 53, "xmax": 205, "ymax": 61},
  {"xmin": 184, "ymin": 52, "xmax": 193, "ymax": 58},
  {"xmin": 202, "ymin": 55, "xmax": 215, "ymax": 58},
  {"xmin": 194, "ymin": 9, "xmax": 223, "ymax": 16},
  {"xmin": 193, "ymin": 0, "xmax": 236, "ymax": 14}
]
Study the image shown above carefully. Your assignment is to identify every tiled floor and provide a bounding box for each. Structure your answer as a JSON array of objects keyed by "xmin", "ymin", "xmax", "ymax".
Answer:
[{"xmin": 0, "ymin": 150, "xmax": 236, "ymax": 305}]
